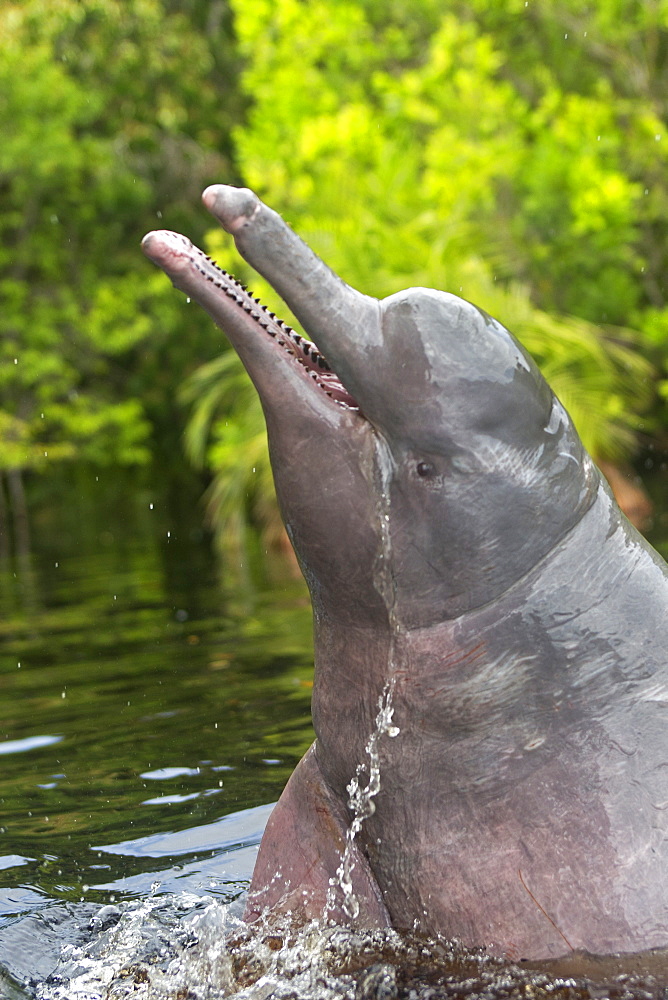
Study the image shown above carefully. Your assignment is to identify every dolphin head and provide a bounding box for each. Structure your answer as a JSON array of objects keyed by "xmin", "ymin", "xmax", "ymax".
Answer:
[
  {"xmin": 143, "ymin": 186, "xmax": 597, "ymax": 631},
  {"xmin": 352, "ymin": 286, "xmax": 598, "ymax": 626}
]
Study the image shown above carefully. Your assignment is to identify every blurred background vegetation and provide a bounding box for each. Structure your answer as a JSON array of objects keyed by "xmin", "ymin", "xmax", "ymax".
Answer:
[{"xmin": 3, "ymin": 0, "xmax": 668, "ymax": 565}]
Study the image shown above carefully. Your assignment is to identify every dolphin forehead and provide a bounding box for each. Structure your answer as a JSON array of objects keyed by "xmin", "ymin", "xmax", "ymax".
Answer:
[
  {"xmin": 380, "ymin": 287, "xmax": 536, "ymax": 389},
  {"xmin": 369, "ymin": 287, "xmax": 553, "ymax": 449}
]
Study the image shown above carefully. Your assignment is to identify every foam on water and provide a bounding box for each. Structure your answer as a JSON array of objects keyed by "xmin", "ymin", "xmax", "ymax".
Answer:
[{"xmin": 20, "ymin": 891, "xmax": 668, "ymax": 999}]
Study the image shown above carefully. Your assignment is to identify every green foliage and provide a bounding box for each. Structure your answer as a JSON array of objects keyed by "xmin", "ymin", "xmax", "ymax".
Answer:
[
  {"xmin": 185, "ymin": 0, "xmax": 663, "ymax": 546},
  {"xmin": 446, "ymin": 1, "xmax": 668, "ymax": 330},
  {"xmin": 0, "ymin": 0, "xmax": 241, "ymax": 475},
  {"xmin": 227, "ymin": 0, "xmax": 668, "ymax": 331}
]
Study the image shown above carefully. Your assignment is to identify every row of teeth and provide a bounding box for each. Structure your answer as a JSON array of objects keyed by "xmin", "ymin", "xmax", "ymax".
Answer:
[{"xmin": 194, "ymin": 254, "xmax": 357, "ymax": 408}]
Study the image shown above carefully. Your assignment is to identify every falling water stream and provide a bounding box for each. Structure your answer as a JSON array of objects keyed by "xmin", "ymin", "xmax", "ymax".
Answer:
[
  {"xmin": 326, "ymin": 681, "xmax": 400, "ymax": 923},
  {"xmin": 325, "ymin": 433, "xmax": 403, "ymax": 924}
]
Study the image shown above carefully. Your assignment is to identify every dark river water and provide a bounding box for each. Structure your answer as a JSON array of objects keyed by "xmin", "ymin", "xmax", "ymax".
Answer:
[{"xmin": 0, "ymin": 460, "xmax": 667, "ymax": 998}]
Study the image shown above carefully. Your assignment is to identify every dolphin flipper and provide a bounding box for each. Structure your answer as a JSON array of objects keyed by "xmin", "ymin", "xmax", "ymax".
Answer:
[{"xmin": 244, "ymin": 744, "xmax": 391, "ymax": 929}]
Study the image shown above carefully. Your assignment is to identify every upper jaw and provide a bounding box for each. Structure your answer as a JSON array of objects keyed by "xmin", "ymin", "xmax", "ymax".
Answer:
[{"xmin": 200, "ymin": 185, "xmax": 383, "ymax": 401}]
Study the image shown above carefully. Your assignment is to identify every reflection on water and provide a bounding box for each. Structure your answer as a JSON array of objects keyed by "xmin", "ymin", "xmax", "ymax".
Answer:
[
  {"xmin": 0, "ymin": 466, "xmax": 313, "ymax": 921},
  {"xmin": 0, "ymin": 461, "xmax": 667, "ymax": 997}
]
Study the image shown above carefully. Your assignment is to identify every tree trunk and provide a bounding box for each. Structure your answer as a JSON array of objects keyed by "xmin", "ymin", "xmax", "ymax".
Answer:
[{"xmin": 0, "ymin": 473, "xmax": 10, "ymax": 565}]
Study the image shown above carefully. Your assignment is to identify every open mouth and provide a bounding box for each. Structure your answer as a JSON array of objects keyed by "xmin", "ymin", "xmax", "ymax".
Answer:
[{"xmin": 145, "ymin": 231, "xmax": 360, "ymax": 411}]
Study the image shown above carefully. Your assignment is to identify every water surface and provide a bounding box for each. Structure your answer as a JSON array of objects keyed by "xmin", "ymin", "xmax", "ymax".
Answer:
[{"xmin": 0, "ymin": 467, "xmax": 314, "ymax": 979}]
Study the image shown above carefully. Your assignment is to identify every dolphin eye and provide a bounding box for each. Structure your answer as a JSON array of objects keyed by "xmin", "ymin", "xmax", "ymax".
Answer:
[{"xmin": 416, "ymin": 461, "xmax": 434, "ymax": 478}]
